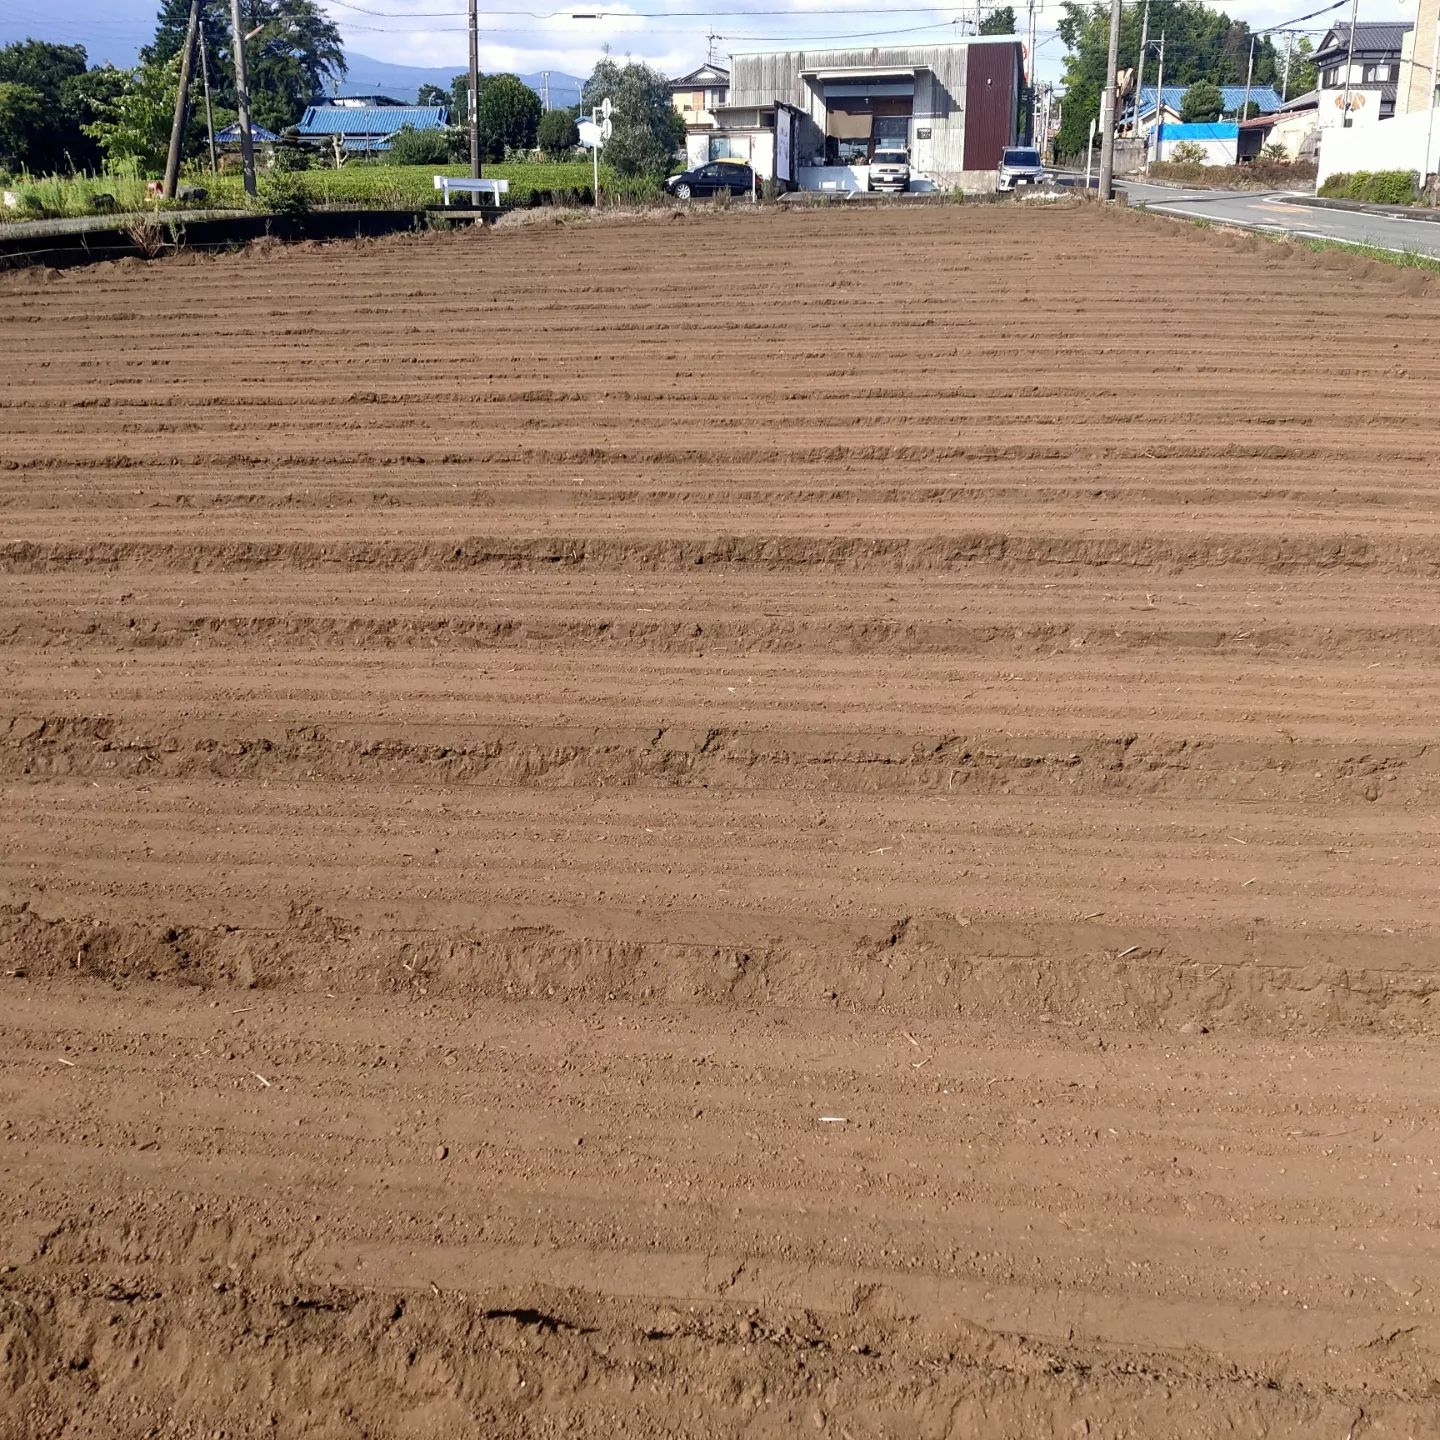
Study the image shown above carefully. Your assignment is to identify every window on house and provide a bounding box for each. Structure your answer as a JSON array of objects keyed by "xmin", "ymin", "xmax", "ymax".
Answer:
[
  {"xmin": 1362, "ymin": 63, "xmax": 1391, "ymax": 83},
  {"xmin": 1322, "ymin": 66, "xmax": 1339, "ymax": 86}
]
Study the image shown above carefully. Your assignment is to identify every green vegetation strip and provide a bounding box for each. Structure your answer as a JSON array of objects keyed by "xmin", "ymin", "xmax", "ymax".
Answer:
[{"xmin": 1, "ymin": 162, "xmax": 649, "ymax": 222}]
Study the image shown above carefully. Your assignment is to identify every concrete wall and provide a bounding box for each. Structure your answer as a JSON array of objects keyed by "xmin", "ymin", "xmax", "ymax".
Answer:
[
  {"xmin": 1153, "ymin": 122, "xmax": 1237, "ymax": 165},
  {"xmin": 1317, "ymin": 105, "xmax": 1440, "ymax": 182}
]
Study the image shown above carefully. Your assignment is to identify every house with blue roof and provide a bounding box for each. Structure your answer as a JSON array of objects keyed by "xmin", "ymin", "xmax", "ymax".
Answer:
[
  {"xmin": 295, "ymin": 104, "xmax": 448, "ymax": 155},
  {"xmin": 1121, "ymin": 84, "xmax": 1285, "ymax": 166}
]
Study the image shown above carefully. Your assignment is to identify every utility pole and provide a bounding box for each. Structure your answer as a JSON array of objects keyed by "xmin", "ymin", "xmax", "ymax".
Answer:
[
  {"xmin": 162, "ymin": 0, "xmax": 200, "ymax": 200},
  {"xmin": 1131, "ymin": 0, "xmax": 1149, "ymax": 137},
  {"xmin": 1026, "ymin": 0, "xmax": 1037, "ymax": 139},
  {"xmin": 1096, "ymin": 0, "xmax": 1124, "ymax": 198},
  {"xmin": 199, "ymin": 19, "xmax": 218, "ymax": 173},
  {"xmin": 542, "ymin": 70, "xmax": 550, "ymax": 111},
  {"xmin": 228, "ymin": 0, "xmax": 256, "ymax": 196},
  {"xmin": 1148, "ymin": 28, "xmax": 1165, "ymax": 171},
  {"xmin": 1280, "ymin": 30, "xmax": 1294, "ymax": 101},
  {"xmin": 1240, "ymin": 31, "xmax": 1255, "ymax": 121},
  {"xmin": 468, "ymin": 0, "xmax": 481, "ymax": 179},
  {"xmin": 1425, "ymin": 2, "xmax": 1440, "ymax": 197},
  {"xmin": 1340, "ymin": 0, "xmax": 1360, "ymax": 126}
]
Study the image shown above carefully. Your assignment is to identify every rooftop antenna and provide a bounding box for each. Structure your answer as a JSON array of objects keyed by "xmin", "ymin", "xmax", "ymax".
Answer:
[{"xmin": 706, "ymin": 28, "xmax": 718, "ymax": 65}]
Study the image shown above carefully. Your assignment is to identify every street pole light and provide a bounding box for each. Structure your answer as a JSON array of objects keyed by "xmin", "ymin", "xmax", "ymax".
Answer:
[
  {"xmin": 1096, "ymin": 0, "xmax": 1124, "ymax": 198},
  {"xmin": 1425, "ymin": 6, "xmax": 1440, "ymax": 197}
]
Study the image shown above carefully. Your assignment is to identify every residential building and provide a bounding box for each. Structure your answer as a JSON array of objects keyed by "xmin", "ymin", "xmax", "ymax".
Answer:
[
  {"xmin": 701, "ymin": 38, "xmax": 1026, "ymax": 192},
  {"xmin": 1312, "ymin": 22, "xmax": 1411, "ymax": 128},
  {"xmin": 294, "ymin": 104, "xmax": 448, "ymax": 155},
  {"xmin": 1236, "ymin": 89, "xmax": 1319, "ymax": 161},
  {"xmin": 670, "ymin": 64, "xmax": 730, "ymax": 128}
]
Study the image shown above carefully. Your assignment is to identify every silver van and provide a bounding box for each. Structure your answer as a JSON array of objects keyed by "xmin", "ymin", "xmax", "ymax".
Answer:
[{"xmin": 997, "ymin": 146, "xmax": 1047, "ymax": 192}]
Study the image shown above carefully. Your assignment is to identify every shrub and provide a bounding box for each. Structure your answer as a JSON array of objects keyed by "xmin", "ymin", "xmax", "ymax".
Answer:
[
  {"xmin": 387, "ymin": 125, "xmax": 451, "ymax": 166},
  {"xmin": 1318, "ymin": 169, "xmax": 1421, "ymax": 205},
  {"xmin": 536, "ymin": 109, "xmax": 579, "ymax": 158},
  {"xmin": 1169, "ymin": 140, "xmax": 1210, "ymax": 165},
  {"xmin": 256, "ymin": 169, "xmax": 310, "ymax": 217}
]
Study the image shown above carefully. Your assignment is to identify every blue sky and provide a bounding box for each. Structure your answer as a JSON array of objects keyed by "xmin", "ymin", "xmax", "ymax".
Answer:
[{"xmin": 1, "ymin": 0, "xmax": 1418, "ymax": 89}]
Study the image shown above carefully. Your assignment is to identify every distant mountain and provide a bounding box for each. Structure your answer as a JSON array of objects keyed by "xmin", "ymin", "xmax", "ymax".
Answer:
[{"xmin": 333, "ymin": 53, "xmax": 584, "ymax": 110}]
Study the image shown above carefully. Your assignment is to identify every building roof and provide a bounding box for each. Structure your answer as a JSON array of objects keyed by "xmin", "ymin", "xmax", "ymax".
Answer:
[
  {"xmin": 295, "ymin": 105, "xmax": 447, "ymax": 138},
  {"xmin": 1314, "ymin": 22, "xmax": 1412, "ymax": 60},
  {"xmin": 1279, "ymin": 88, "xmax": 1317, "ymax": 111},
  {"xmin": 215, "ymin": 121, "xmax": 281, "ymax": 143},
  {"xmin": 1125, "ymin": 83, "xmax": 1284, "ymax": 125},
  {"xmin": 670, "ymin": 63, "xmax": 729, "ymax": 87}
]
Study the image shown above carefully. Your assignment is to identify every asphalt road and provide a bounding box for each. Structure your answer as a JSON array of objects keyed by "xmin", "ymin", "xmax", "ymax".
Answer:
[{"xmin": 1119, "ymin": 179, "xmax": 1440, "ymax": 259}]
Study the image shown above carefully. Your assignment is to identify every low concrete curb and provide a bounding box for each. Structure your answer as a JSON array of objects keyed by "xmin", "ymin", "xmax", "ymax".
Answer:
[{"xmin": 1287, "ymin": 194, "xmax": 1440, "ymax": 225}]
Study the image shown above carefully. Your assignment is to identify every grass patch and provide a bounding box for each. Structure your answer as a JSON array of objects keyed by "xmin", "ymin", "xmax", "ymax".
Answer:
[
  {"xmin": 1147, "ymin": 159, "xmax": 1317, "ymax": 190},
  {"xmin": 1282, "ymin": 234, "xmax": 1440, "ymax": 273},
  {"xmin": 1, "ymin": 161, "xmax": 641, "ymax": 222}
]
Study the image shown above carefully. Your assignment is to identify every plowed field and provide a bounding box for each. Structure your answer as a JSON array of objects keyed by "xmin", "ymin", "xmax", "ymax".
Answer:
[{"xmin": 3, "ymin": 207, "xmax": 1439, "ymax": 1438}]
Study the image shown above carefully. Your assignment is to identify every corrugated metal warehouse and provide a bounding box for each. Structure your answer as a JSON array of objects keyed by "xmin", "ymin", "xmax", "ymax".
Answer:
[{"xmin": 721, "ymin": 38, "xmax": 1025, "ymax": 191}]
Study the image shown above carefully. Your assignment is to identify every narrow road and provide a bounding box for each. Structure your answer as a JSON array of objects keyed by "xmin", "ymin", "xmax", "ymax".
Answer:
[{"xmin": 1121, "ymin": 178, "xmax": 1440, "ymax": 258}]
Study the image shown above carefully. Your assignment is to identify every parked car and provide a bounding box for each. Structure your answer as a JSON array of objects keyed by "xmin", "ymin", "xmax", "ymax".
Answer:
[
  {"xmin": 997, "ymin": 146, "xmax": 1048, "ymax": 192},
  {"xmin": 867, "ymin": 147, "xmax": 911, "ymax": 193},
  {"xmin": 666, "ymin": 161, "xmax": 755, "ymax": 200}
]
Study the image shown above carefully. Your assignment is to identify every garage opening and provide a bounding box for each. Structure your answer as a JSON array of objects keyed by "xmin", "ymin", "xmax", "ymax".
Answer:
[{"xmin": 821, "ymin": 77, "xmax": 915, "ymax": 163}]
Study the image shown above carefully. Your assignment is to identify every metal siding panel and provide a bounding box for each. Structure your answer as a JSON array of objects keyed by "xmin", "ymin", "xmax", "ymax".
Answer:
[{"xmin": 962, "ymin": 45, "xmax": 1015, "ymax": 169}]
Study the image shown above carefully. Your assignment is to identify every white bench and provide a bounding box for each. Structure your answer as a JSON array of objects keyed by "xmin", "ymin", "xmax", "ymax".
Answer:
[{"xmin": 433, "ymin": 176, "xmax": 510, "ymax": 207}]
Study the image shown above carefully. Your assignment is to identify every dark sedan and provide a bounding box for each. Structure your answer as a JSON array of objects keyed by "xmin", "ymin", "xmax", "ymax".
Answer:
[{"xmin": 665, "ymin": 161, "xmax": 755, "ymax": 200}]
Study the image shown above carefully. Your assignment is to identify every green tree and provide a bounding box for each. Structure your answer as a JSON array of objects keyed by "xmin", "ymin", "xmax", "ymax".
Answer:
[
  {"xmin": 83, "ymin": 58, "xmax": 180, "ymax": 171},
  {"xmin": 1054, "ymin": 0, "xmax": 1278, "ymax": 158},
  {"xmin": 1288, "ymin": 37, "xmax": 1317, "ymax": 98},
  {"xmin": 980, "ymin": 6, "xmax": 1017, "ymax": 35},
  {"xmin": 448, "ymin": 71, "xmax": 482, "ymax": 126},
  {"xmin": 144, "ymin": 0, "xmax": 344, "ymax": 133},
  {"xmin": 387, "ymin": 122, "xmax": 450, "ymax": 164},
  {"xmin": 476, "ymin": 73, "xmax": 540, "ymax": 158},
  {"xmin": 581, "ymin": 58, "xmax": 674, "ymax": 176},
  {"xmin": 0, "ymin": 39, "xmax": 96, "ymax": 171},
  {"xmin": 0, "ymin": 82, "xmax": 46, "ymax": 170},
  {"xmin": 1180, "ymin": 78, "xmax": 1223, "ymax": 121},
  {"xmin": 537, "ymin": 107, "xmax": 579, "ymax": 156},
  {"xmin": 417, "ymin": 82, "xmax": 448, "ymax": 109}
]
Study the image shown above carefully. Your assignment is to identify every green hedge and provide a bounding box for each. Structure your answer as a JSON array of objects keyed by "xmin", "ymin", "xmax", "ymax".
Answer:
[{"xmin": 1317, "ymin": 170, "xmax": 1422, "ymax": 205}]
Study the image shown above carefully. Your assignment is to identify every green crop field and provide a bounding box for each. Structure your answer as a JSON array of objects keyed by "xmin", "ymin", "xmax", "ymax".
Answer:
[{"xmin": 0, "ymin": 161, "xmax": 654, "ymax": 223}]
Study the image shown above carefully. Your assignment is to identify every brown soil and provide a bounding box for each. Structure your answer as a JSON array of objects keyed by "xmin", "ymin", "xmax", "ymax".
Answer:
[{"xmin": 2, "ymin": 207, "xmax": 1438, "ymax": 1438}]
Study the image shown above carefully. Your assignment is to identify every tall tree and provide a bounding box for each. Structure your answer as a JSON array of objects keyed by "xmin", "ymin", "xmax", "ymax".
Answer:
[
  {"xmin": 581, "ymin": 58, "xmax": 674, "ymax": 176},
  {"xmin": 475, "ymin": 73, "xmax": 541, "ymax": 159},
  {"xmin": 144, "ymin": 0, "xmax": 344, "ymax": 132},
  {"xmin": 980, "ymin": 6, "xmax": 1017, "ymax": 35},
  {"xmin": 0, "ymin": 40, "xmax": 95, "ymax": 171},
  {"xmin": 417, "ymin": 82, "xmax": 448, "ymax": 109},
  {"xmin": 1054, "ymin": 0, "xmax": 1278, "ymax": 157}
]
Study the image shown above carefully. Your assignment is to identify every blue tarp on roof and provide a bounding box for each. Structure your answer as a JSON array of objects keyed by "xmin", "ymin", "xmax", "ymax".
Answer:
[
  {"xmin": 1125, "ymin": 84, "xmax": 1284, "ymax": 123},
  {"xmin": 295, "ymin": 105, "xmax": 447, "ymax": 140}
]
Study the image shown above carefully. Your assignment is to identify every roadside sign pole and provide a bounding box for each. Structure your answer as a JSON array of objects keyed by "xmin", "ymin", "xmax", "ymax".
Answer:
[
  {"xmin": 592, "ymin": 98, "xmax": 612, "ymax": 208},
  {"xmin": 1085, "ymin": 116, "xmax": 1096, "ymax": 189}
]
